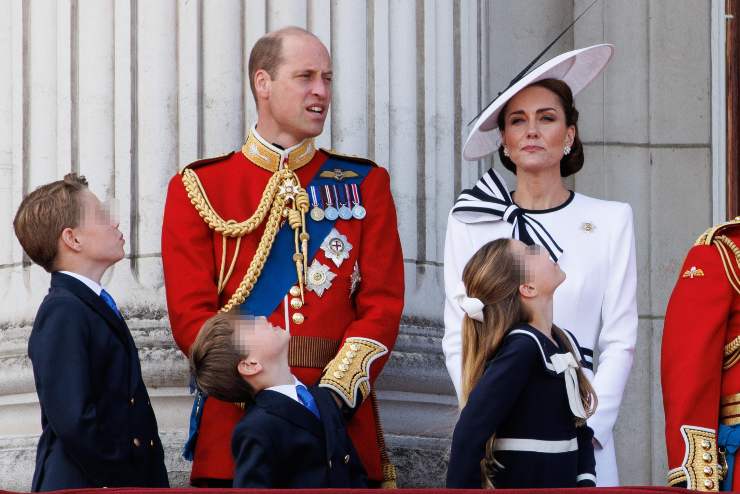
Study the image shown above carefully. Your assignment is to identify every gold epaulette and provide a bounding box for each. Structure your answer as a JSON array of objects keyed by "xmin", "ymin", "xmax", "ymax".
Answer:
[
  {"xmin": 321, "ymin": 148, "xmax": 378, "ymax": 168},
  {"xmin": 179, "ymin": 151, "xmax": 234, "ymax": 173},
  {"xmin": 695, "ymin": 217, "xmax": 740, "ymax": 245},
  {"xmin": 666, "ymin": 426, "xmax": 723, "ymax": 491},
  {"xmin": 319, "ymin": 337, "xmax": 387, "ymax": 409}
]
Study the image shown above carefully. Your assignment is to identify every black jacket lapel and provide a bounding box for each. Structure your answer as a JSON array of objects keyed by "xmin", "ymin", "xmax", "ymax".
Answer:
[
  {"xmin": 51, "ymin": 272, "xmax": 132, "ymax": 349},
  {"xmin": 256, "ymin": 390, "xmax": 324, "ymax": 439}
]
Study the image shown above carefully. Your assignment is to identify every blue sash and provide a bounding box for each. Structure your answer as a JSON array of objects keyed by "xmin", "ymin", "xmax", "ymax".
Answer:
[
  {"xmin": 719, "ymin": 423, "xmax": 740, "ymax": 490},
  {"xmin": 183, "ymin": 156, "xmax": 372, "ymax": 461},
  {"xmin": 240, "ymin": 157, "xmax": 371, "ymax": 316}
]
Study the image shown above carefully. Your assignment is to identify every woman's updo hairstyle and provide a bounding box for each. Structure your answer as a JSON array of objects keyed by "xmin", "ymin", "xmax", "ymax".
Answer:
[{"xmin": 496, "ymin": 78, "xmax": 584, "ymax": 177}]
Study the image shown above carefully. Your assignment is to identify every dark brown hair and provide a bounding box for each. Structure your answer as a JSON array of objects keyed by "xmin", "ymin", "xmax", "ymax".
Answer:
[
  {"xmin": 13, "ymin": 173, "xmax": 89, "ymax": 272},
  {"xmin": 460, "ymin": 238, "xmax": 597, "ymax": 422},
  {"xmin": 248, "ymin": 26, "xmax": 317, "ymax": 102},
  {"xmin": 189, "ymin": 312, "xmax": 255, "ymax": 404},
  {"xmin": 496, "ymin": 78, "xmax": 584, "ymax": 177}
]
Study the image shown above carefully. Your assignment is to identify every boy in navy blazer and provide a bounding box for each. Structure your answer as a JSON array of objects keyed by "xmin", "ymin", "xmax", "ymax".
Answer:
[
  {"xmin": 189, "ymin": 311, "xmax": 367, "ymax": 488},
  {"xmin": 13, "ymin": 174, "xmax": 169, "ymax": 491}
]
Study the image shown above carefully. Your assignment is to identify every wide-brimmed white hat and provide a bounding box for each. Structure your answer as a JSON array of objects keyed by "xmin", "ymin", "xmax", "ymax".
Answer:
[{"xmin": 463, "ymin": 43, "xmax": 614, "ymax": 161}]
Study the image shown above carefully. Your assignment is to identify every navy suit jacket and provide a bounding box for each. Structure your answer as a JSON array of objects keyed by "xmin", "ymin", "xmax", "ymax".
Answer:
[
  {"xmin": 28, "ymin": 272, "xmax": 169, "ymax": 491},
  {"xmin": 232, "ymin": 385, "xmax": 367, "ymax": 488}
]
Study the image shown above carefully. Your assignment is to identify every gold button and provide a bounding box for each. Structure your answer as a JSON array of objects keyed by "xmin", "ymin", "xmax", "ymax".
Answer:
[
  {"xmin": 704, "ymin": 466, "xmax": 713, "ymax": 476},
  {"xmin": 292, "ymin": 313, "xmax": 305, "ymax": 324},
  {"xmin": 333, "ymin": 371, "xmax": 343, "ymax": 379},
  {"xmin": 704, "ymin": 480, "xmax": 714, "ymax": 489},
  {"xmin": 344, "ymin": 454, "xmax": 350, "ymax": 464},
  {"xmin": 150, "ymin": 439, "xmax": 155, "ymax": 448},
  {"xmin": 290, "ymin": 297, "xmax": 303, "ymax": 309},
  {"xmin": 701, "ymin": 439, "xmax": 712, "ymax": 450},
  {"xmin": 289, "ymin": 286, "xmax": 301, "ymax": 297},
  {"xmin": 339, "ymin": 364, "xmax": 349, "ymax": 372},
  {"xmin": 129, "ymin": 397, "xmax": 135, "ymax": 406},
  {"xmin": 702, "ymin": 452, "xmax": 713, "ymax": 462},
  {"xmin": 350, "ymin": 343, "xmax": 359, "ymax": 351},
  {"xmin": 133, "ymin": 437, "xmax": 141, "ymax": 447},
  {"xmin": 347, "ymin": 351, "xmax": 356, "ymax": 359},
  {"xmin": 342, "ymin": 358, "xmax": 350, "ymax": 365}
]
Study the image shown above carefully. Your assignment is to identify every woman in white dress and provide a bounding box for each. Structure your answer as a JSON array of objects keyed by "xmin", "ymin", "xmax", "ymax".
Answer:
[{"xmin": 443, "ymin": 45, "xmax": 637, "ymax": 486}]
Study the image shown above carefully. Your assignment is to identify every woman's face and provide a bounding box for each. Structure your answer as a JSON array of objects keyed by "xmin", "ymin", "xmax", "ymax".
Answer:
[{"xmin": 500, "ymin": 85, "xmax": 575, "ymax": 174}]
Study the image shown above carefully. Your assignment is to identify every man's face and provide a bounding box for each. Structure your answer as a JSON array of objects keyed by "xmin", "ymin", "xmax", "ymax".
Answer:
[
  {"xmin": 261, "ymin": 34, "xmax": 332, "ymax": 144},
  {"xmin": 74, "ymin": 190, "xmax": 125, "ymax": 265}
]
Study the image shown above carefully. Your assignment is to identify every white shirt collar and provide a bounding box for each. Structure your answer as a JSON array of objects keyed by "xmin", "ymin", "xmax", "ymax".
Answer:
[
  {"xmin": 265, "ymin": 375, "xmax": 305, "ymax": 404},
  {"xmin": 58, "ymin": 271, "xmax": 103, "ymax": 296}
]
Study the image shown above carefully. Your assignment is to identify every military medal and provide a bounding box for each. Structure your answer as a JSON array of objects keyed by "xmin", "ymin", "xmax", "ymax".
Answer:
[
  {"xmin": 321, "ymin": 228, "xmax": 353, "ymax": 267},
  {"xmin": 350, "ymin": 183, "xmax": 366, "ymax": 220},
  {"xmin": 350, "ymin": 261, "xmax": 361, "ymax": 297},
  {"xmin": 306, "ymin": 259, "xmax": 336, "ymax": 297},
  {"xmin": 323, "ymin": 185, "xmax": 339, "ymax": 221},
  {"xmin": 309, "ymin": 186, "xmax": 324, "ymax": 222},
  {"xmin": 337, "ymin": 185, "xmax": 353, "ymax": 220}
]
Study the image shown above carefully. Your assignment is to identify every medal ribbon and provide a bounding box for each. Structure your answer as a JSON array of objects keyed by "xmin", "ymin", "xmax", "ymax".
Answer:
[
  {"xmin": 351, "ymin": 183, "xmax": 361, "ymax": 206},
  {"xmin": 324, "ymin": 185, "xmax": 334, "ymax": 208},
  {"xmin": 451, "ymin": 168, "xmax": 564, "ymax": 261},
  {"xmin": 310, "ymin": 185, "xmax": 321, "ymax": 208}
]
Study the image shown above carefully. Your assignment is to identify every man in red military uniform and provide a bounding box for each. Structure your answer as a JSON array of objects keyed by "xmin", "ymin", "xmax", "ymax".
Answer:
[
  {"xmin": 162, "ymin": 26, "xmax": 404, "ymax": 487},
  {"xmin": 662, "ymin": 218, "xmax": 740, "ymax": 491}
]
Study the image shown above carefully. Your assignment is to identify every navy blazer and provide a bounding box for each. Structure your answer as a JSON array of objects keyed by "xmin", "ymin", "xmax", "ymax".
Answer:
[
  {"xmin": 28, "ymin": 272, "xmax": 169, "ymax": 491},
  {"xmin": 232, "ymin": 385, "xmax": 367, "ymax": 488}
]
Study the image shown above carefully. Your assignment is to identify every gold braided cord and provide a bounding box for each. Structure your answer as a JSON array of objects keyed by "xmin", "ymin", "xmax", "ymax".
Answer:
[
  {"xmin": 182, "ymin": 167, "xmax": 292, "ymax": 238},
  {"xmin": 181, "ymin": 165, "xmax": 311, "ymax": 313},
  {"xmin": 724, "ymin": 336, "xmax": 740, "ymax": 370},
  {"xmin": 714, "ymin": 236, "xmax": 740, "ymax": 295}
]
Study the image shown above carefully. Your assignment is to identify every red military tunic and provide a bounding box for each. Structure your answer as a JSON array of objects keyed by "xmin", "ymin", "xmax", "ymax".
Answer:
[
  {"xmin": 662, "ymin": 219, "xmax": 740, "ymax": 491},
  {"xmin": 162, "ymin": 129, "xmax": 404, "ymax": 484}
]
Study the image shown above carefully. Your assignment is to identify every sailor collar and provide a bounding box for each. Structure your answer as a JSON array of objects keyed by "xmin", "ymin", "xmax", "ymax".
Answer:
[
  {"xmin": 505, "ymin": 324, "xmax": 589, "ymax": 419},
  {"xmin": 242, "ymin": 126, "xmax": 317, "ymax": 172}
]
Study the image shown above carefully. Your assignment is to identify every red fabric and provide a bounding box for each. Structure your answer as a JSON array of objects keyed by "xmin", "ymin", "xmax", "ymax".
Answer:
[
  {"xmin": 161, "ymin": 149, "xmax": 404, "ymax": 483},
  {"xmin": 662, "ymin": 229, "xmax": 740, "ymax": 489},
  {"xmin": 0, "ymin": 486, "xmax": 702, "ymax": 493}
]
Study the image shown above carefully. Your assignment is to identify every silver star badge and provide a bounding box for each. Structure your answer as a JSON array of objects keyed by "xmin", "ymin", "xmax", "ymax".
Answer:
[
  {"xmin": 320, "ymin": 228, "xmax": 353, "ymax": 267},
  {"xmin": 306, "ymin": 259, "xmax": 336, "ymax": 297},
  {"xmin": 350, "ymin": 261, "xmax": 361, "ymax": 297}
]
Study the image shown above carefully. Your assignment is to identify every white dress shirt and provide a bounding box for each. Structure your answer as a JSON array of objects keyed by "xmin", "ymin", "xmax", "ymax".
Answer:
[
  {"xmin": 58, "ymin": 270, "xmax": 103, "ymax": 296},
  {"xmin": 265, "ymin": 375, "xmax": 307, "ymax": 405}
]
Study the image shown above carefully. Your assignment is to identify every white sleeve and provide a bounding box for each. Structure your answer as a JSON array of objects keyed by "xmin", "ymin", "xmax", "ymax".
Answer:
[
  {"xmin": 587, "ymin": 203, "xmax": 638, "ymax": 446},
  {"xmin": 442, "ymin": 213, "xmax": 474, "ymax": 402}
]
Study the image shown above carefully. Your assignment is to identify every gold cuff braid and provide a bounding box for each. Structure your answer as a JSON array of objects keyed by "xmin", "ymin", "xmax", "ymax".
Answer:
[
  {"xmin": 318, "ymin": 337, "xmax": 388, "ymax": 409},
  {"xmin": 181, "ymin": 167, "xmax": 311, "ymax": 312},
  {"xmin": 667, "ymin": 426, "xmax": 722, "ymax": 491}
]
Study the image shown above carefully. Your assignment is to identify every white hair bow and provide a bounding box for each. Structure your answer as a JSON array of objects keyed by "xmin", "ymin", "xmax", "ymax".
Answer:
[
  {"xmin": 455, "ymin": 282, "xmax": 485, "ymax": 322},
  {"xmin": 550, "ymin": 352, "xmax": 588, "ymax": 419}
]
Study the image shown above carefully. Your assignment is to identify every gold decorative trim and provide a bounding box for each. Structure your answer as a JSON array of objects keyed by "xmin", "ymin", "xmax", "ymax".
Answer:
[
  {"xmin": 181, "ymin": 166, "xmax": 311, "ymax": 312},
  {"xmin": 319, "ymin": 337, "xmax": 388, "ymax": 409},
  {"xmin": 667, "ymin": 466, "xmax": 686, "ymax": 487},
  {"xmin": 724, "ymin": 336, "xmax": 740, "ymax": 370},
  {"xmin": 676, "ymin": 425, "xmax": 720, "ymax": 491},
  {"xmin": 715, "ymin": 235, "xmax": 740, "ymax": 295},
  {"xmin": 721, "ymin": 392, "xmax": 740, "ymax": 406},
  {"xmin": 695, "ymin": 217, "xmax": 740, "ymax": 246},
  {"xmin": 242, "ymin": 128, "xmax": 316, "ymax": 172},
  {"xmin": 682, "ymin": 266, "xmax": 705, "ymax": 278}
]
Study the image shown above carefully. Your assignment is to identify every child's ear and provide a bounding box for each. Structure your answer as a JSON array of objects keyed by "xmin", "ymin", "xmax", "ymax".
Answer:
[
  {"xmin": 60, "ymin": 227, "xmax": 81, "ymax": 252},
  {"xmin": 519, "ymin": 282, "xmax": 537, "ymax": 298},
  {"xmin": 238, "ymin": 358, "xmax": 262, "ymax": 378}
]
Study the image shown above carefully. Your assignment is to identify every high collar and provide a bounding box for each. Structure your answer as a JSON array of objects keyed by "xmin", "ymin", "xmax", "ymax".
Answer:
[{"xmin": 241, "ymin": 126, "xmax": 317, "ymax": 172}]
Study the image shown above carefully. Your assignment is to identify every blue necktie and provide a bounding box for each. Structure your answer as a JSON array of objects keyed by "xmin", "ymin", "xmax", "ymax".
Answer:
[
  {"xmin": 100, "ymin": 289, "xmax": 123, "ymax": 319},
  {"xmin": 296, "ymin": 384, "xmax": 320, "ymax": 419}
]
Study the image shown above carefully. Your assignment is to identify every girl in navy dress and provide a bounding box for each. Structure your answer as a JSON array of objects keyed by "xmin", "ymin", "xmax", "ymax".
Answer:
[{"xmin": 446, "ymin": 238, "xmax": 597, "ymax": 488}]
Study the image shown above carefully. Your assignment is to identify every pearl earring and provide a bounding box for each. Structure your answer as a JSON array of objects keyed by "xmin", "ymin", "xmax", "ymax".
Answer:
[
  {"xmin": 503, "ymin": 147, "xmax": 510, "ymax": 157},
  {"xmin": 563, "ymin": 144, "xmax": 572, "ymax": 156}
]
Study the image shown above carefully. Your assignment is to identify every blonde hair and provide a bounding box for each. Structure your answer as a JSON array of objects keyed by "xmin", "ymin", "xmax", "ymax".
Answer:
[{"xmin": 460, "ymin": 238, "xmax": 597, "ymax": 421}]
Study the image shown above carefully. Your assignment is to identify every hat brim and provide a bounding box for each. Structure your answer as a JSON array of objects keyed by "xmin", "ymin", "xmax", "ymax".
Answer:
[{"xmin": 463, "ymin": 44, "xmax": 614, "ymax": 161}]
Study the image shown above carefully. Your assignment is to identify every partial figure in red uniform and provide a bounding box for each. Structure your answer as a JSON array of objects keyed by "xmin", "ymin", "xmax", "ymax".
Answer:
[
  {"xmin": 161, "ymin": 26, "xmax": 404, "ymax": 487},
  {"xmin": 662, "ymin": 218, "xmax": 740, "ymax": 491}
]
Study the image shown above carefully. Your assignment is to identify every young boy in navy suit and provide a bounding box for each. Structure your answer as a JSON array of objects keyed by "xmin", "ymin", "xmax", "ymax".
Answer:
[
  {"xmin": 13, "ymin": 174, "xmax": 169, "ymax": 491},
  {"xmin": 189, "ymin": 311, "xmax": 367, "ymax": 488}
]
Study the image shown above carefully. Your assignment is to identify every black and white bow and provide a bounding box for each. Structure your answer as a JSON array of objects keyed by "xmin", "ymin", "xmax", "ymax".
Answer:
[{"xmin": 451, "ymin": 168, "xmax": 564, "ymax": 261}]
